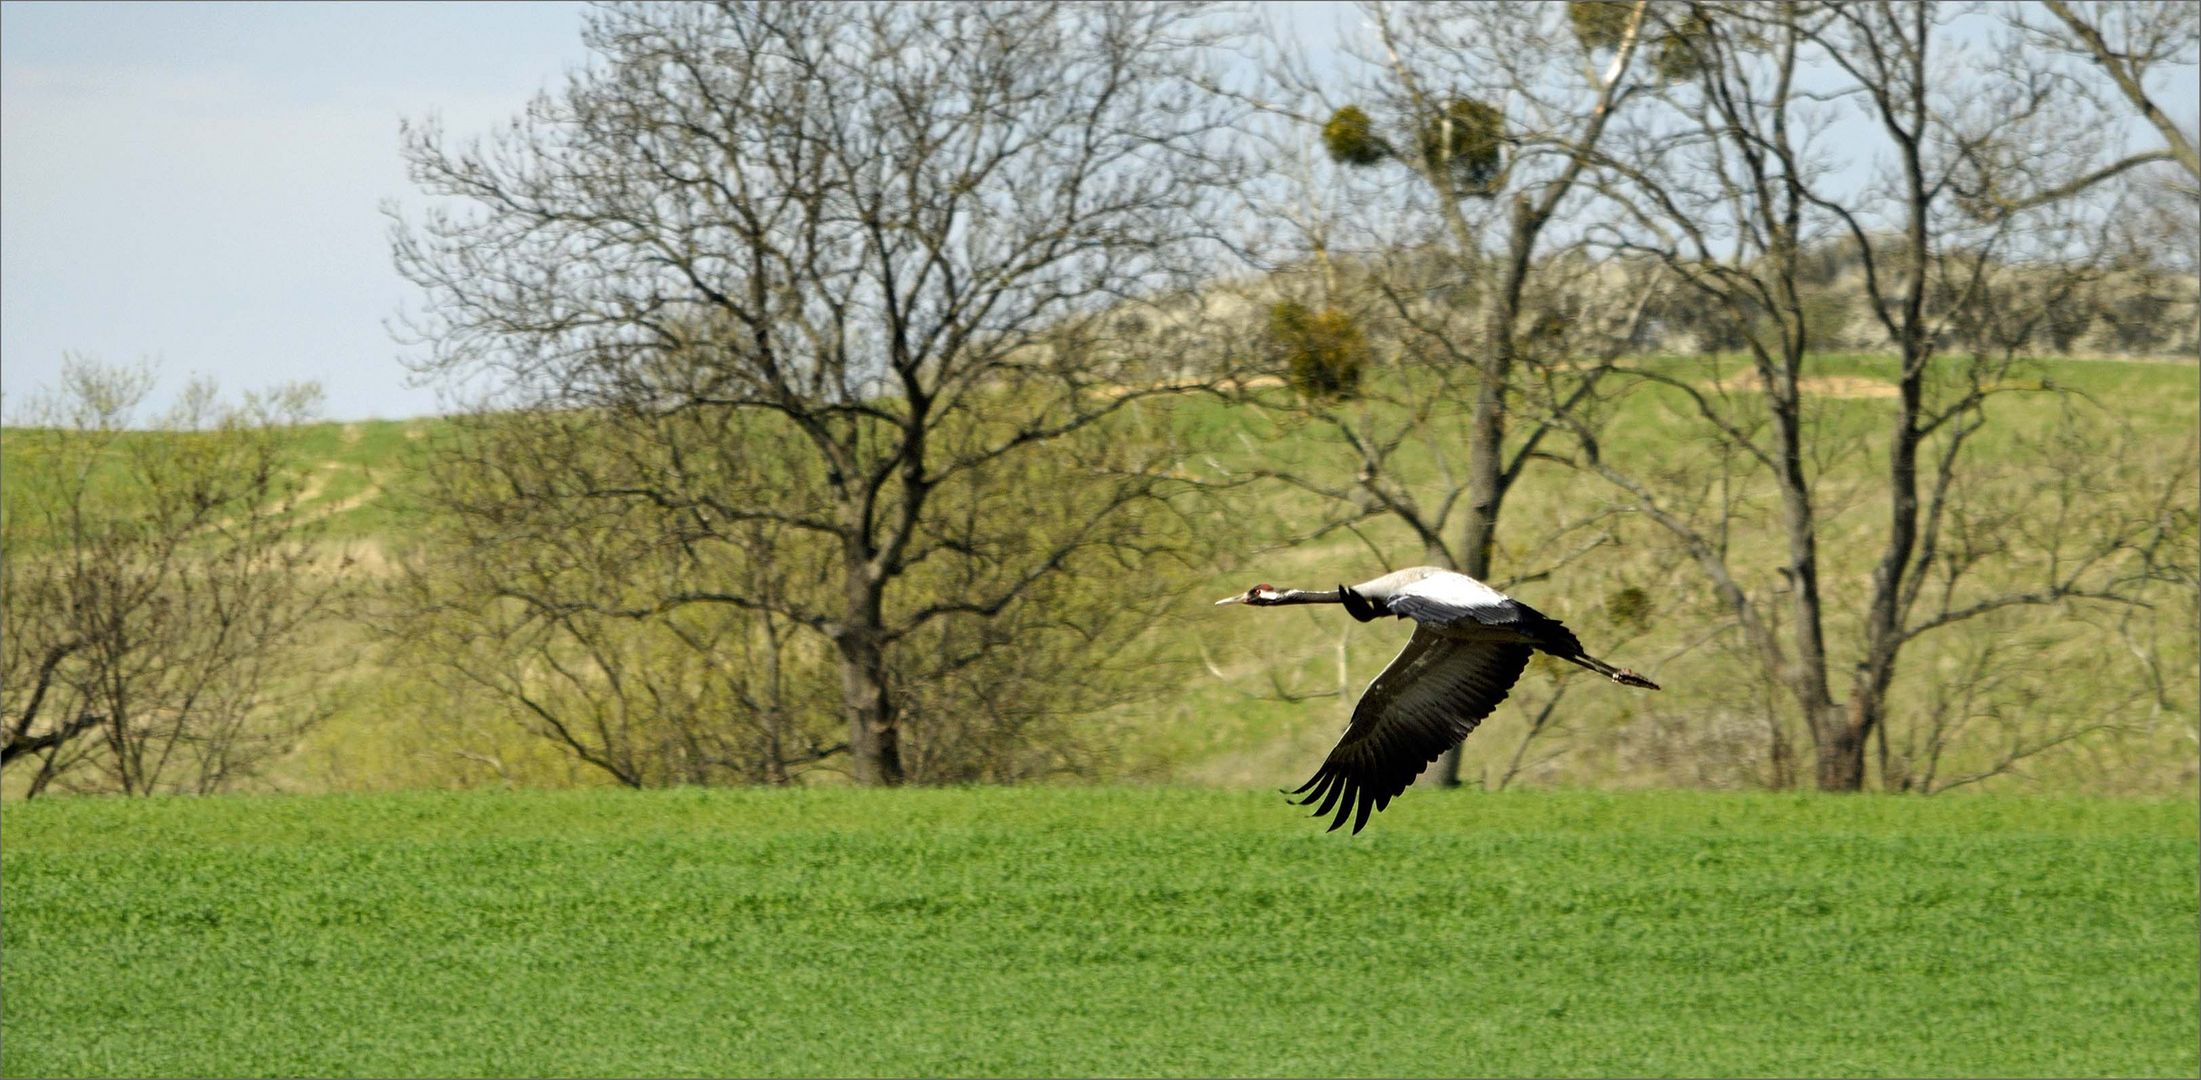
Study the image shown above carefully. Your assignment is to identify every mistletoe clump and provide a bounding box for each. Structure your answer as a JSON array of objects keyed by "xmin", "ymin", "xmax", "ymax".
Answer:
[{"xmin": 1266, "ymin": 301, "xmax": 1369, "ymax": 401}]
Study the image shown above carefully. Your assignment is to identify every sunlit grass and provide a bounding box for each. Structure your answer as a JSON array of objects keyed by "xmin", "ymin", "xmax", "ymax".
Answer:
[{"xmin": 4, "ymin": 787, "xmax": 2193, "ymax": 1078}]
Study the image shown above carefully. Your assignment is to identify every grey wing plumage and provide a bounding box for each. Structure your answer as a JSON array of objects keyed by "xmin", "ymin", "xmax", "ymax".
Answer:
[
  {"xmin": 1289, "ymin": 627, "xmax": 1532, "ymax": 834},
  {"xmin": 1384, "ymin": 589, "xmax": 1584, "ymax": 658},
  {"xmin": 1370, "ymin": 569, "xmax": 1528, "ymax": 630},
  {"xmin": 1385, "ymin": 591, "xmax": 1520, "ymax": 629}
]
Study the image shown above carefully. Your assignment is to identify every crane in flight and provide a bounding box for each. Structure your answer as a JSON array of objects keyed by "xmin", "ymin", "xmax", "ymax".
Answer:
[{"xmin": 1216, "ymin": 566, "xmax": 1659, "ymax": 834}]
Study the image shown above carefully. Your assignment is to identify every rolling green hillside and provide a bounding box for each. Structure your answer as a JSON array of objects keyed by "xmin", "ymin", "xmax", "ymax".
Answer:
[
  {"xmin": 5, "ymin": 353, "xmax": 2196, "ymax": 796},
  {"xmin": 1166, "ymin": 353, "xmax": 2201, "ymax": 796},
  {"xmin": 4, "ymin": 787, "xmax": 2194, "ymax": 1077}
]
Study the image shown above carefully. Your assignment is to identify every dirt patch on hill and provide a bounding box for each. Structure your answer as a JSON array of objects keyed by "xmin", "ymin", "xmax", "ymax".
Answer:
[
  {"xmin": 296, "ymin": 475, "xmax": 384, "ymax": 529},
  {"xmin": 326, "ymin": 539, "xmax": 397, "ymax": 578},
  {"xmin": 1092, "ymin": 375, "xmax": 1285, "ymax": 399},
  {"xmin": 1705, "ymin": 372, "xmax": 1899, "ymax": 399},
  {"xmin": 201, "ymin": 462, "xmax": 383, "ymax": 535},
  {"xmin": 283, "ymin": 463, "xmax": 388, "ymax": 529}
]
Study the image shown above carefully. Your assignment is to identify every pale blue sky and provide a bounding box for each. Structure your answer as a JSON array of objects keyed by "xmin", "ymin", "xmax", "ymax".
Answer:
[
  {"xmin": 2, "ymin": 1, "xmax": 593, "ymax": 420},
  {"xmin": 0, "ymin": 1, "xmax": 1363, "ymax": 420},
  {"xmin": 1, "ymin": 2, "xmax": 2189, "ymax": 422}
]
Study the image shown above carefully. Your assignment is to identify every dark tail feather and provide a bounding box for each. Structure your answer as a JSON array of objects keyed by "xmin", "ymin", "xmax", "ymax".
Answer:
[
  {"xmin": 1517, "ymin": 606, "xmax": 1658, "ymax": 690},
  {"xmin": 1562, "ymin": 651, "xmax": 1660, "ymax": 690}
]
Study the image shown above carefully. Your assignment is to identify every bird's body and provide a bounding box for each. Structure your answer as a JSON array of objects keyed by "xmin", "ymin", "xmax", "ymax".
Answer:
[{"xmin": 1216, "ymin": 566, "xmax": 1658, "ymax": 834}]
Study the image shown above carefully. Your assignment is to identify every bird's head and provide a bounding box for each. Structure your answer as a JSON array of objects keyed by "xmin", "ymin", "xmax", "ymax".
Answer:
[{"xmin": 1215, "ymin": 583, "xmax": 1282, "ymax": 606}]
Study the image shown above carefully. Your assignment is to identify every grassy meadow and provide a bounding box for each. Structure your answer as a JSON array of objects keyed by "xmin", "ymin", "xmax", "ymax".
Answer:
[{"xmin": 4, "ymin": 786, "xmax": 2194, "ymax": 1077}]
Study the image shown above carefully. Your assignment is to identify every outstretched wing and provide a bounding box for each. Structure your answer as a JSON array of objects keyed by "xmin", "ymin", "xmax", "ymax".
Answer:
[{"xmin": 1289, "ymin": 627, "xmax": 1532, "ymax": 834}]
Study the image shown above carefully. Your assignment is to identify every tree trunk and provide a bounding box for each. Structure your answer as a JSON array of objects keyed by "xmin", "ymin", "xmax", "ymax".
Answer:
[
  {"xmin": 1425, "ymin": 734, "xmax": 1466, "ymax": 789},
  {"xmin": 838, "ymin": 629, "xmax": 903, "ymax": 786},
  {"xmin": 1423, "ymin": 246, "xmax": 1523, "ymax": 791},
  {"xmin": 1766, "ymin": 352, "xmax": 1846, "ymax": 791},
  {"xmin": 837, "ymin": 556, "xmax": 904, "ymax": 786},
  {"xmin": 1819, "ymin": 3, "xmax": 1929, "ymax": 795},
  {"xmin": 1815, "ymin": 700, "xmax": 1870, "ymax": 791},
  {"xmin": 1421, "ymin": 510, "xmax": 1497, "ymax": 789},
  {"xmin": 760, "ymin": 607, "xmax": 790, "ymax": 785},
  {"xmin": 1815, "ymin": 729, "xmax": 1867, "ymax": 790}
]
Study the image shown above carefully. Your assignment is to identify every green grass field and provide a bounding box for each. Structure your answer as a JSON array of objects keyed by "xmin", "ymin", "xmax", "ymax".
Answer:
[{"xmin": 4, "ymin": 787, "xmax": 2194, "ymax": 1077}]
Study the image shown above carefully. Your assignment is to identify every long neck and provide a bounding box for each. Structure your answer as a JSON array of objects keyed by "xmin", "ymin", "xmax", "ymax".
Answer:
[{"xmin": 1269, "ymin": 588, "xmax": 1343, "ymax": 606}]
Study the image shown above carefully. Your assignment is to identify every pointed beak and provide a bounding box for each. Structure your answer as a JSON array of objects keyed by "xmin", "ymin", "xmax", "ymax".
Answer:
[{"xmin": 1214, "ymin": 594, "xmax": 1245, "ymax": 606}]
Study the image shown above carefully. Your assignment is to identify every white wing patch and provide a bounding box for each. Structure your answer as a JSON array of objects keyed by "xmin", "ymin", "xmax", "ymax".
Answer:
[{"xmin": 1385, "ymin": 570, "xmax": 1525, "ymax": 627}]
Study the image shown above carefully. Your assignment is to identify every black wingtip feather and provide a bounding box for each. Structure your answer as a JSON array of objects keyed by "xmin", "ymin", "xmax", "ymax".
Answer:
[
  {"xmin": 1291, "ymin": 762, "xmax": 1415, "ymax": 834},
  {"xmin": 1293, "ymin": 768, "xmax": 1333, "ymax": 807},
  {"xmin": 1326, "ymin": 784, "xmax": 1355, "ymax": 831},
  {"xmin": 1312, "ymin": 776, "xmax": 1347, "ymax": 818}
]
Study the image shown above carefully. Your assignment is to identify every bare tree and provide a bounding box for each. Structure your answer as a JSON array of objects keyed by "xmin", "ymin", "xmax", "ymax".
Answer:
[
  {"xmin": 2, "ymin": 359, "xmax": 340, "ymax": 796},
  {"xmin": 2028, "ymin": 0, "xmax": 2200, "ymax": 183},
  {"xmin": 1221, "ymin": 0, "xmax": 1675, "ymax": 785},
  {"xmin": 381, "ymin": 407, "xmax": 835, "ymax": 788},
  {"xmin": 392, "ymin": 1, "xmax": 1241, "ymax": 785},
  {"xmin": 1575, "ymin": 0, "xmax": 2191, "ymax": 791}
]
